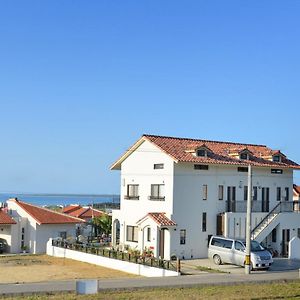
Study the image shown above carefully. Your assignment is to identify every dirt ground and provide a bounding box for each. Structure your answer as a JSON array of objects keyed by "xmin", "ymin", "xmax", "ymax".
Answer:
[{"xmin": 0, "ymin": 255, "xmax": 137, "ymax": 283}]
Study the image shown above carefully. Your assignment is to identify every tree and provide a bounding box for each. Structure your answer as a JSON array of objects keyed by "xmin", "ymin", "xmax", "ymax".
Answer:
[{"xmin": 92, "ymin": 214, "xmax": 112, "ymax": 236}]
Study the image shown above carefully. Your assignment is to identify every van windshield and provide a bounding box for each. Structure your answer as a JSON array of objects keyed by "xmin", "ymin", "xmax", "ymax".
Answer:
[{"xmin": 244, "ymin": 241, "xmax": 264, "ymax": 252}]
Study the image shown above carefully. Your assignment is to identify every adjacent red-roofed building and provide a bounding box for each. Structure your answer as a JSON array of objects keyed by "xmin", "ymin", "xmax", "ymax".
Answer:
[
  {"xmin": 3, "ymin": 198, "xmax": 84, "ymax": 254},
  {"xmin": 0, "ymin": 208, "xmax": 17, "ymax": 253},
  {"xmin": 111, "ymin": 134, "xmax": 300, "ymax": 259},
  {"xmin": 63, "ymin": 205, "xmax": 104, "ymax": 221}
]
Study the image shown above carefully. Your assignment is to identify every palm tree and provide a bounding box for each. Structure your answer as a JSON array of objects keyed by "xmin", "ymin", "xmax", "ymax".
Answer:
[{"xmin": 92, "ymin": 214, "xmax": 112, "ymax": 236}]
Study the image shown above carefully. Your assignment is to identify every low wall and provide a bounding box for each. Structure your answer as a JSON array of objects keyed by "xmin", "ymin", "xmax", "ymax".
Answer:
[
  {"xmin": 46, "ymin": 240, "xmax": 179, "ymax": 277},
  {"xmin": 289, "ymin": 237, "xmax": 300, "ymax": 260}
]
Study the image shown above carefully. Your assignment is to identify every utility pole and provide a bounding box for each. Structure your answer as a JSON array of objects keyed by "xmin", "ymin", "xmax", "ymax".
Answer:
[{"xmin": 245, "ymin": 164, "xmax": 252, "ymax": 274}]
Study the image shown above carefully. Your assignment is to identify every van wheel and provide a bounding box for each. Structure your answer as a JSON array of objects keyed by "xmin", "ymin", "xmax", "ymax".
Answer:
[{"xmin": 213, "ymin": 254, "xmax": 222, "ymax": 265}]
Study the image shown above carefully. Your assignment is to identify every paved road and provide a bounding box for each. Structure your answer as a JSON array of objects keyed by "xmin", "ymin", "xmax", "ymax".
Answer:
[
  {"xmin": 181, "ymin": 258, "xmax": 300, "ymax": 275},
  {"xmin": 0, "ymin": 268, "xmax": 299, "ymax": 296}
]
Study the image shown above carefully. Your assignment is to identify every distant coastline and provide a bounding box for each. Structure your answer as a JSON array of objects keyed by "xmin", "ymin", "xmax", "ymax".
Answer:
[{"xmin": 0, "ymin": 193, "xmax": 120, "ymax": 207}]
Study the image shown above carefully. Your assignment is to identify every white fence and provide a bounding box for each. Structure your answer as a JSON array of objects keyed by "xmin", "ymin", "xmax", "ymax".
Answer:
[{"xmin": 46, "ymin": 239, "xmax": 180, "ymax": 277}]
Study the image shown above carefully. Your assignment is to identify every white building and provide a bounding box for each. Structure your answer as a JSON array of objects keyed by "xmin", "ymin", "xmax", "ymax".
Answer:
[
  {"xmin": 0, "ymin": 198, "xmax": 84, "ymax": 254},
  {"xmin": 111, "ymin": 134, "xmax": 300, "ymax": 259}
]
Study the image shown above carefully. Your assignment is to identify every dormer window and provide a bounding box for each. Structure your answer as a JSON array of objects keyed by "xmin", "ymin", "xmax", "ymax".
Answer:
[
  {"xmin": 240, "ymin": 153, "xmax": 249, "ymax": 160},
  {"xmin": 197, "ymin": 149, "xmax": 207, "ymax": 157},
  {"xmin": 273, "ymin": 155, "xmax": 281, "ymax": 162}
]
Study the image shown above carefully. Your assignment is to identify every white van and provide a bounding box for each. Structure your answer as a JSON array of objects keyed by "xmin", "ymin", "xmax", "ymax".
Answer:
[{"xmin": 208, "ymin": 236, "xmax": 273, "ymax": 270}]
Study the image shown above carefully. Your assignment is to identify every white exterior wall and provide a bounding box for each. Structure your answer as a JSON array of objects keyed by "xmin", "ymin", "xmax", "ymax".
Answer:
[
  {"xmin": 172, "ymin": 164, "xmax": 293, "ymax": 258},
  {"xmin": 112, "ymin": 140, "xmax": 296, "ymax": 259},
  {"xmin": 112, "ymin": 140, "xmax": 174, "ymax": 257},
  {"xmin": 35, "ymin": 224, "xmax": 77, "ymax": 254}
]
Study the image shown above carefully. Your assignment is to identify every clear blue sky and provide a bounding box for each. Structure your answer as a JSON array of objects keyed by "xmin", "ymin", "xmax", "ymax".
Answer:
[{"xmin": 0, "ymin": 1, "xmax": 299, "ymax": 194}]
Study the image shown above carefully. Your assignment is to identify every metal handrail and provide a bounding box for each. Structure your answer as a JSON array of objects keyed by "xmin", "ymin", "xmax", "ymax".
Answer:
[{"xmin": 251, "ymin": 201, "xmax": 282, "ymax": 239}]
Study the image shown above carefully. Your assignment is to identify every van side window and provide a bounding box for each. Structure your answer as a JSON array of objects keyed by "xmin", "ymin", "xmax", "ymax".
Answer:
[
  {"xmin": 223, "ymin": 240, "xmax": 233, "ymax": 249},
  {"xmin": 234, "ymin": 241, "xmax": 245, "ymax": 252},
  {"xmin": 211, "ymin": 238, "xmax": 233, "ymax": 249}
]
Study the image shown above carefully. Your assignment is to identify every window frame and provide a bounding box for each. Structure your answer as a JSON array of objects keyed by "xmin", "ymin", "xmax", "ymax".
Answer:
[
  {"xmin": 180, "ymin": 229, "xmax": 186, "ymax": 245},
  {"xmin": 196, "ymin": 149, "xmax": 207, "ymax": 157},
  {"xmin": 154, "ymin": 163, "xmax": 164, "ymax": 170},
  {"xmin": 126, "ymin": 225, "xmax": 138, "ymax": 242},
  {"xmin": 202, "ymin": 184, "xmax": 208, "ymax": 200},
  {"xmin": 194, "ymin": 164, "xmax": 209, "ymax": 170},
  {"xmin": 149, "ymin": 184, "xmax": 165, "ymax": 200},
  {"xmin": 202, "ymin": 212, "xmax": 207, "ymax": 232},
  {"xmin": 218, "ymin": 185, "xmax": 224, "ymax": 200},
  {"xmin": 277, "ymin": 187, "xmax": 281, "ymax": 201},
  {"xmin": 147, "ymin": 227, "xmax": 151, "ymax": 242},
  {"xmin": 125, "ymin": 184, "xmax": 139, "ymax": 200}
]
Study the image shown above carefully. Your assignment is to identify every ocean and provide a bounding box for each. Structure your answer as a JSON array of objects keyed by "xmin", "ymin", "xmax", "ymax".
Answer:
[{"xmin": 0, "ymin": 193, "xmax": 120, "ymax": 207}]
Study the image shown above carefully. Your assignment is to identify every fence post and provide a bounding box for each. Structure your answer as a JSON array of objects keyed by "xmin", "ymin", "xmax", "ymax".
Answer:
[
  {"xmin": 176, "ymin": 258, "xmax": 181, "ymax": 273},
  {"xmin": 150, "ymin": 258, "xmax": 153, "ymax": 267}
]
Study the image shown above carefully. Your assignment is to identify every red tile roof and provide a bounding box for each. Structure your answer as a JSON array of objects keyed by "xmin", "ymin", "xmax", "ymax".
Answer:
[
  {"xmin": 10, "ymin": 199, "xmax": 84, "ymax": 225},
  {"xmin": 0, "ymin": 209, "xmax": 16, "ymax": 225},
  {"xmin": 138, "ymin": 212, "xmax": 176, "ymax": 227},
  {"xmin": 111, "ymin": 134, "xmax": 300, "ymax": 169},
  {"xmin": 62, "ymin": 205, "xmax": 81, "ymax": 214},
  {"xmin": 67, "ymin": 207, "xmax": 104, "ymax": 219}
]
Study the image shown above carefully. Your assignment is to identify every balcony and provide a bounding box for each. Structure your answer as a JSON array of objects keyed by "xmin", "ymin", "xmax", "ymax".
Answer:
[{"xmin": 225, "ymin": 200, "xmax": 300, "ymax": 213}]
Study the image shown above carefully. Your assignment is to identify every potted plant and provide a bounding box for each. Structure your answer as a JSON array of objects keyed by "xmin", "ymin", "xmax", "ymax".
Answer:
[{"xmin": 21, "ymin": 245, "xmax": 28, "ymax": 253}]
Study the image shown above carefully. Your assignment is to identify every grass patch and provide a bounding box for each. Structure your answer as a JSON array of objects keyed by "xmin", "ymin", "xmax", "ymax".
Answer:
[
  {"xmin": 195, "ymin": 265, "xmax": 228, "ymax": 273},
  {"xmin": 2, "ymin": 281, "xmax": 300, "ymax": 300}
]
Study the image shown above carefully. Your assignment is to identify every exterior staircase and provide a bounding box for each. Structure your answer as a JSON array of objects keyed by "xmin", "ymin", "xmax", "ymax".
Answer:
[{"xmin": 251, "ymin": 202, "xmax": 281, "ymax": 242}]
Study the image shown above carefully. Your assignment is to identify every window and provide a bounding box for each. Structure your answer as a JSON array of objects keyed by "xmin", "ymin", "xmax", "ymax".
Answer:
[
  {"xmin": 240, "ymin": 153, "xmax": 248, "ymax": 160},
  {"xmin": 154, "ymin": 163, "xmax": 164, "ymax": 169},
  {"xmin": 194, "ymin": 164, "xmax": 209, "ymax": 170},
  {"xmin": 272, "ymin": 228, "xmax": 277, "ymax": 242},
  {"xmin": 21, "ymin": 227, "xmax": 25, "ymax": 248},
  {"xmin": 202, "ymin": 212, "xmax": 207, "ymax": 232},
  {"xmin": 149, "ymin": 184, "xmax": 165, "ymax": 200},
  {"xmin": 197, "ymin": 149, "xmax": 206, "ymax": 157},
  {"xmin": 277, "ymin": 187, "xmax": 281, "ymax": 201},
  {"xmin": 211, "ymin": 238, "xmax": 233, "ymax": 249},
  {"xmin": 125, "ymin": 184, "xmax": 139, "ymax": 200},
  {"xmin": 203, "ymin": 185, "xmax": 208, "ymax": 200},
  {"xmin": 271, "ymin": 169, "xmax": 283, "ymax": 174},
  {"xmin": 253, "ymin": 186, "xmax": 258, "ymax": 201},
  {"xmin": 218, "ymin": 185, "xmax": 224, "ymax": 200},
  {"xmin": 273, "ymin": 155, "xmax": 281, "ymax": 162},
  {"xmin": 126, "ymin": 226, "xmax": 138, "ymax": 242},
  {"xmin": 59, "ymin": 231, "xmax": 67, "ymax": 240},
  {"xmin": 285, "ymin": 187, "xmax": 289, "ymax": 201},
  {"xmin": 244, "ymin": 186, "xmax": 248, "ymax": 201},
  {"xmin": 147, "ymin": 227, "xmax": 151, "ymax": 242},
  {"xmin": 235, "ymin": 241, "xmax": 245, "ymax": 252},
  {"xmin": 180, "ymin": 229, "xmax": 186, "ymax": 244},
  {"xmin": 237, "ymin": 167, "xmax": 248, "ymax": 172}
]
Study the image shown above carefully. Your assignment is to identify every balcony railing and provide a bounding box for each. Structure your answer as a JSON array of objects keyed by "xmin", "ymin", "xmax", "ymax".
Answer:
[
  {"xmin": 124, "ymin": 195, "xmax": 139, "ymax": 200},
  {"xmin": 148, "ymin": 196, "xmax": 165, "ymax": 201},
  {"xmin": 225, "ymin": 200, "xmax": 300, "ymax": 213}
]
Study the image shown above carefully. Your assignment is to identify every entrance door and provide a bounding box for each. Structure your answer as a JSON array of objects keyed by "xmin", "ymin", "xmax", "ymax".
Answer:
[
  {"xmin": 227, "ymin": 186, "xmax": 236, "ymax": 212},
  {"xmin": 216, "ymin": 214, "xmax": 224, "ymax": 235},
  {"xmin": 159, "ymin": 229, "xmax": 165, "ymax": 259},
  {"xmin": 262, "ymin": 187, "xmax": 270, "ymax": 212},
  {"xmin": 282, "ymin": 229, "xmax": 290, "ymax": 257}
]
